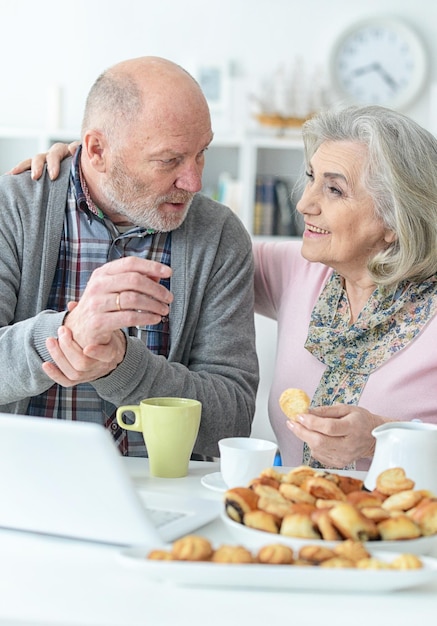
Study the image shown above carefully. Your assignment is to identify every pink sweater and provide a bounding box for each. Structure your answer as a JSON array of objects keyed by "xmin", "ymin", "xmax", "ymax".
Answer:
[{"xmin": 254, "ymin": 239, "xmax": 437, "ymax": 470}]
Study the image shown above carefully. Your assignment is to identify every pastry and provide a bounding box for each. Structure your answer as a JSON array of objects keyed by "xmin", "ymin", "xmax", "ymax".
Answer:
[
  {"xmin": 257, "ymin": 543, "xmax": 294, "ymax": 565},
  {"xmin": 243, "ymin": 509, "xmax": 280, "ymax": 533},
  {"xmin": 259, "ymin": 467, "xmax": 287, "ymax": 483},
  {"xmin": 282, "ymin": 465, "xmax": 317, "ymax": 486},
  {"xmin": 360, "ymin": 506, "xmax": 392, "ymax": 523},
  {"xmin": 314, "ymin": 498, "xmax": 345, "ymax": 509},
  {"xmin": 390, "ymin": 553, "xmax": 423, "ymax": 570},
  {"xmin": 224, "ymin": 487, "xmax": 259, "ymax": 523},
  {"xmin": 280, "ymin": 512, "xmax": 322, "ymax": 539},
  {"xmin": 279, "ymin": 388, "xmax": 311, "ymax": 422},
  {"xmin": 211, "ymin": 545, "xmax": 254, "ymax": 563},
  {"xmin": 250, "ymin": 484, "xmax": 283, "ymax": 500},
  {"xmin": 336, "ymin": 474, "xmax": 364, "ymax": 495},
  {"xmin": 257, "ymin": 496, "xmax": 294, "ymax": 519},
  {"xmin": 408, "ymin": 499, "xmax": 437, "ymax": 536},
  {"xmin": 333, "ymin": 539, "xmax": 371, "ymax": 562},
  {"xmin": 377, "ymin": 514, "xmax": 422, "ymax": 540},
  {"xmin": 297, "ymin": 544, "xmax": 336, "ymax": 564},
  {"xmin": 328, "ymin": 502, "xmax": 380, "ymax": 541},
  {"xmin": 287, "ymin": 502, "xmax": 318, "ymax": 516},
  {"xmin": 346, "ymin": 490, "xmax": 384, "ymax": 508},
  {"xmin": 311, "ymin": 509, "xmax": 343, "ymax": 540},
  {"xmin": 376, "ymin": 467, "xmax": 415, "ymax": 495},
  {"xmin": 222, "ymin": 464, "xmax": 437, "ymax": 543},
  {"xmin": 249, "ymin": 475, "xmax": 281, "ymax": 490},
  {"xmin": 171, "ymin": 535, "xmax": 213, "ymax": 561},
  {"xmin": 302, "ymin": 476, "xmax": 347, "ymax": 502},
  {"xmin": 148, "ymin": 535, "xmax": 424, "ymax": 570},
  {"xmin": 279, "ymin": 482, "xmax": 317, "ymax": 505},
  {"xmin": 381, "ymin": 489, "xmax": 423, "ymax": 512},
  {"xmin": 147, "ymin": 549, "xmax": 174, "ymax": 560}
]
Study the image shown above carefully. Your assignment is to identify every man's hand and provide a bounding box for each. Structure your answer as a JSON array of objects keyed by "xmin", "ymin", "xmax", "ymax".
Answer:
[
  {"xmin": 43, "ymin": 325, "xmax": 126, "ymax": 386},
  {"xmin": 63, "ymin": 256, "xmax": 173, "ymax": 350},
  {"xmin": 8, "ymin": 141, "xmax": 79, "ymax": 180}
]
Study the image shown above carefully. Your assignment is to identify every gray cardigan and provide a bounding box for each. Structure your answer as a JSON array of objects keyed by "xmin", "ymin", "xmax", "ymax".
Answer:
[{"xmin": 0, "ymin": 159, "xmax": 259, "ymax": 457}]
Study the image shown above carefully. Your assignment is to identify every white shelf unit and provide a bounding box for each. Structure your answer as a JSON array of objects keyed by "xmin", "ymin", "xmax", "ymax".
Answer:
[
  {"xmin": 0, "ymin": 128, "xmax": 305, "ymax": 237},
  {"xmin": 203, "ymin": 132, "xmax": 305, "ymax": 236}
]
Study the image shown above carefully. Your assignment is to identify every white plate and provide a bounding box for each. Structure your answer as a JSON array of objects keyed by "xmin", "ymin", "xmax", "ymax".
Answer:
[
  {"xmin": 201, "ymin": 472, "xmax": 227, "ymax": 493},
  {"xmin": 120, "ymin": 544, "xmax": 437, "ymax": 592},
  {"xmin": 221, "ymin": 512, "xmax": 437, "ymax": 555}
]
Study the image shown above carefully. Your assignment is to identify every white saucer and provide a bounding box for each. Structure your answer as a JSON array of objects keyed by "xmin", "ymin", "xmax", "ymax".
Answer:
[{"xmin": 201, "ymin": 472, "xmax": 227, "ymax": 493}]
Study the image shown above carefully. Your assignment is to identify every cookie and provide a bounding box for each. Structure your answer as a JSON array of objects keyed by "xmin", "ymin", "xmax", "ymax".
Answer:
[
  {"xmin": 279, "ymin": 388, "xmax": 311, "ymax": 422},
  {"xmin": 257, "ymin": 543, "xmax": 294, "ymax": 565},
  {"xmin": 375, "ymin": 467, "xmax": 415, "ymax": 495},
  {"xmin": 171, "ymin": 535, "xmax": 213, "ymax": 561},
  {"xmin": 211, "ymin": 545, "xmax": 254, "ymax": 563}
]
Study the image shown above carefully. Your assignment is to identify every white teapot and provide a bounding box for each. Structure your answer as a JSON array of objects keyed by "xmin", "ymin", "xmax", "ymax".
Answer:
[{"xmin": 364, "ymin": 421, "xmax": 437, "ymax": 493}]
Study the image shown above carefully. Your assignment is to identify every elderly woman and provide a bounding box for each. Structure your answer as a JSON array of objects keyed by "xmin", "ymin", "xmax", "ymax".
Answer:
[
  {"xmin": 11, "ymin": 105, "xmax": 437, "ymax": 471},
  {"xmin": 254, "ymin": 105, "xmax": 437, "ymax": 470}
]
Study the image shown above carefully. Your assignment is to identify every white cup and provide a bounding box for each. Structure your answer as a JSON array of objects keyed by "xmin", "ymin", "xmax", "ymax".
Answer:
[{"xmin": 218, "ymin": 437, "xmax": 277, "ymax": 488}]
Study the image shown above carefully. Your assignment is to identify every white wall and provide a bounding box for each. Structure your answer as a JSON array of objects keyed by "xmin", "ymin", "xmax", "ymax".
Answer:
[{"xmin": 1, "ymin": 0, "xmax": 437, "ymax": 133}]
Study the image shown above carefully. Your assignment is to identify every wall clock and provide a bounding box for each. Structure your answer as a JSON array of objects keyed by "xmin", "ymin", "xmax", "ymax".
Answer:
[{"xmin": 330, "ymin": 18, "xmax": 428, "ymax": 109}]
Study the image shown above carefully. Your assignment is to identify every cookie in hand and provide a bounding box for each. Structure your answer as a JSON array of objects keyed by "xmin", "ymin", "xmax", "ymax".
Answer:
[{"xmin": 279, "ymin": 388, "xmax": 310, "ymax": 422}]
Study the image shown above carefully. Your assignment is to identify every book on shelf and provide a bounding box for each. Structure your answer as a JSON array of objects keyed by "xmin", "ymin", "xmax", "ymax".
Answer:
[
  {"xmin": 253, "ymin": 175, "xmax": 276, "ymax": 236},
  {"xmin": 202, "ymin": 172, "xmax": 242, "ymax": 216},
  {"xmin": 253, "ymin": 176, "xmax": 301, "ymax": 236},
  {"xmin": 216, "ymin": 172, "xmax": 242, "ymax": 216}
]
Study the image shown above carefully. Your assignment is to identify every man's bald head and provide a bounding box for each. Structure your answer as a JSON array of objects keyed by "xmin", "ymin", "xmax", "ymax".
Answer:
[{"xmin": 81, "ymin": 56, "xmax": 209, "ymax": 146}]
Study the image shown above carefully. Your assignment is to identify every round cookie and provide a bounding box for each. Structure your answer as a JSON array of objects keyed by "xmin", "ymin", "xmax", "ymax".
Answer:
[{"xmin": 279, "ymin": 388, "xmax": 310, "ymax": 421}]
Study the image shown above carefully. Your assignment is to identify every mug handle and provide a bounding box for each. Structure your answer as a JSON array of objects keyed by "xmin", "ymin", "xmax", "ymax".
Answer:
[{"xmin": 116, "ymin": 405, "xmax": 142, "ymax": 432}]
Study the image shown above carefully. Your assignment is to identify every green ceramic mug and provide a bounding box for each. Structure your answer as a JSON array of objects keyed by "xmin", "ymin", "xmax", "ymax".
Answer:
[{"xmin": 116, "ymin": 397, "xmax": 202, "ymax": 478}]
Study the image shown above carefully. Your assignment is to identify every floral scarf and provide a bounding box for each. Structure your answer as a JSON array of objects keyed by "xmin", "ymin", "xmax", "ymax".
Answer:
[{"xmin": 302, "ymin": 271, "xmax": 437, "ymax": 469}]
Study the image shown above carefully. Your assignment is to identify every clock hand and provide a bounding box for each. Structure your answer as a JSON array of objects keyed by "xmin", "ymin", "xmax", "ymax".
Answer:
[
  {"xmin": 373, "ymin": 63, "xmax": 398, "ymax": 90},
  {"xmin": 350, "ymin": 62, "xmax": 380, "ymax": 77},
  {"xmin": 349, "ymin": 62, "xmax": 399, "ymax": 91}
]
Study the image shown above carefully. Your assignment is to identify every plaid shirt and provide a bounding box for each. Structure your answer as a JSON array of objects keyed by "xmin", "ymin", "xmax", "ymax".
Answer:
[{"xmin": 27, "ymin": 149, "xmax": 171, "ymax": 455}]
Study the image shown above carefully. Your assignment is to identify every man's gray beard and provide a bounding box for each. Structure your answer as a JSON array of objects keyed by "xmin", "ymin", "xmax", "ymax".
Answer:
[
  {"xmin": 101, "ymin": 165, "xmax": 194, "ymax": 231},
  {"xmin": 113, "ymin": 195, "xmax": 193, "ymax": 231}
]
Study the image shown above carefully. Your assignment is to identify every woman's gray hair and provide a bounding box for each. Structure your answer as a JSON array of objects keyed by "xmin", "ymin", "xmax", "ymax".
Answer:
[{"xmin": 301, "ymin": 104, "xmax": 437, "ymax": 287}]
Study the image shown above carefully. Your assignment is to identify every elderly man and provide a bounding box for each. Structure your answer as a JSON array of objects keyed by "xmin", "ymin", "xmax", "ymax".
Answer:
[{"xmin": 0, "ymin": 56, "xmax": 258, "ymax": 458}]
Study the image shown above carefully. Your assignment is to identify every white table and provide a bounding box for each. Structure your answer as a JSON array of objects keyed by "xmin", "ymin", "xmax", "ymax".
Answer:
[{"xmin": 0, "ymin": 458, "xmax": 436, "ymax": 626}]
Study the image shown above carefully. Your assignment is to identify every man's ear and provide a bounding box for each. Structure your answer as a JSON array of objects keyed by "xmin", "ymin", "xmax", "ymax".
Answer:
[{"xmin": 82, "ymin": 130, "xmax": 107, "ymax": 172}]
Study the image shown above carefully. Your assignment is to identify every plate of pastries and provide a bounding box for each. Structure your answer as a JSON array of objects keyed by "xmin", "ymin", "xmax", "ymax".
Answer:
[
  {"xmin": 120, "ymin": 533, "xmax": 437, "ymax": 592},
  {"xmin": 222, "ymin": 465, "xmax": 437, "ymax": 555}
]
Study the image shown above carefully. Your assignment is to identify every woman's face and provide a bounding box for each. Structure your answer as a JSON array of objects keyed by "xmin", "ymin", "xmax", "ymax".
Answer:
[{"xmin": 296, "ymin": 140, "xmax": 395, "ymax": 283}]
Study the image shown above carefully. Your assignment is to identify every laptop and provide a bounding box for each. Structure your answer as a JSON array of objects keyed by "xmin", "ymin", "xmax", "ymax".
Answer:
[{"xmin": 0, "ymin": 413, "xmax": 221, "ymax": 546}]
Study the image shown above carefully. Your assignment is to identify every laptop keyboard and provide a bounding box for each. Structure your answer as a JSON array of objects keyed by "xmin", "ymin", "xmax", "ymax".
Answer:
[{"xmin": 144, "ymin": 506, "xmax": 187, "ymax": 528}]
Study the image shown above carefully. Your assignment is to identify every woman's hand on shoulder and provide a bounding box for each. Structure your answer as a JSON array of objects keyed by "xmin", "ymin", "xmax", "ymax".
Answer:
[
  {"xmin": 286, "ymin": 403, "xmax": 386, "ymax": 468},
  {"xmin": 8, "ymin": 140, "xmax": 79, "ymax": 180}
]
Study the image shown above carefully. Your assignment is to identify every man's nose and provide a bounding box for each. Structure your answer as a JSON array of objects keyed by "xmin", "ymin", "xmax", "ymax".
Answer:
[{"xmin": 175, "ymin": 162, "xmax": 203, "ymax": 193}]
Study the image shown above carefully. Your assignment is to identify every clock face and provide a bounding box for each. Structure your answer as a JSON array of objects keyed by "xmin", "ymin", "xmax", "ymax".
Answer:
[{"xmin": 331, "ymin": 19, "xmax": 428, "ymax": 109}]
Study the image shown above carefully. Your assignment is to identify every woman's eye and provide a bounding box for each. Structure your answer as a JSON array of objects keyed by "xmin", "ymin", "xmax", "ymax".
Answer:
[
  {"xmin": 304, "ymin": 170, "xmax": 314, "ymax": 180},
  {"xmin": 328, "ymin": 185, "xmax": 342, "ymax": 196}
]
